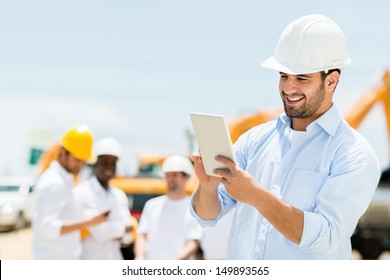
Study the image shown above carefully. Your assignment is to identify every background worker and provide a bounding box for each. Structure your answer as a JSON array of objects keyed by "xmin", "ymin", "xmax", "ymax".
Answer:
[
  {"xmin": 135, "ymin": 154, "xmax": 203, "ymax": 260},
  {"xmin": 191, "ymin": 14, "xmax": 381, "ymax": 259},
  {"xmin": 32, "ymin": 125, "xmax": 109, "ymax": 260},
  {"xmin": 200, "ymin": 209, "xmax": 234, "ymax": 260},
  {"xmin": 74, "ymin": 137, "xmax": 134, "ymax": 260}
]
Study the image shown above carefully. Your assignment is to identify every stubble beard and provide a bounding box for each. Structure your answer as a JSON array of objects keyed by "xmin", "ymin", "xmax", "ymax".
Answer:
[
  {"xmin": 283, "ymin": 82, "xmax": 326, "ymax": 119},
  {"xmin": 167, "ymin": 183, "xmax": 179, "ymax": 193}
]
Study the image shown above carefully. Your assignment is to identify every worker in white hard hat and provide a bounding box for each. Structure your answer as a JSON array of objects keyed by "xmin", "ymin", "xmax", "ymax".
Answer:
[
  {"xmin": 191, "ymin": 14, "xmax": 380, "ymax": 259},
  {"xmin": 74, "ymin": 137, "xmax": 135, "ymax": 260},
  {"xmin": 135, "ymin": 154, "xmax": 203, "ymax": 260},
  {"xmin": 32, "ymin": 125, "xmax": 109, "ymax": 260}
]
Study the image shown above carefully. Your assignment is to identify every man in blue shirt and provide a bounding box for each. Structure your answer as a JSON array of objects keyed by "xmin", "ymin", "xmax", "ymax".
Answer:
[{"xmin": 191, "ymin": 14, "xmax": 381, "ymax": 259}]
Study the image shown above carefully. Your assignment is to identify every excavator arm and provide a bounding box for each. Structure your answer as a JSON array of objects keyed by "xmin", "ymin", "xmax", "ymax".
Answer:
[
  {"xmin": 227, "ymin": 108, "xmax": 283, "ymax": 143},
  {"xmin": 345, "ymin": 70, "xmax": 390, "ymax": 138}
]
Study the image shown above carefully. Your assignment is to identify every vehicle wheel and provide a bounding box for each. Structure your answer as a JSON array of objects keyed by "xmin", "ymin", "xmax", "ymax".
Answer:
[
  {"xmin": 13, "ymin": 212, "xmax": 26, "ymax": 230},
  {"xmin": 356, "ymin": 239, "xmax": 383, "ymax": 260}
]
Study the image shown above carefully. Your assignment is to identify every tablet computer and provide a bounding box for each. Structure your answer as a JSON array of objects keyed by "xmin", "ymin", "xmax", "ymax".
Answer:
[{"xmin": 190, "ymin": 112, "xmax": 236, "ymax": 177}]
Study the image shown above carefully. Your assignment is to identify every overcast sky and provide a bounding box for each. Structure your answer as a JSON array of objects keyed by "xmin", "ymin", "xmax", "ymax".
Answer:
[{"xmin": 1, "ymin": 0, "xmax": 390, "ymax": 176}]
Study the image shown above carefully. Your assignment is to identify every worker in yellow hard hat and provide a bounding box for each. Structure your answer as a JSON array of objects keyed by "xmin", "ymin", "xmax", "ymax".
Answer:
[
  {"xmin": 191, "ymin": 14, "xmax": 380, "ymax": 260},
  {"xmin": 32, "ymin": 125, "xmax": 110, "ymax": 260}
]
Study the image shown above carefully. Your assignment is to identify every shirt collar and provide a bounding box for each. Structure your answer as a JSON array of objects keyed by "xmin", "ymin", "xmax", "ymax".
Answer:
[
  {"xmin": 90, "ymin": 176, "xmax": 110, "ymax": 195},
  {"xmin": 276, "ymin": 113, "xmax": 292, "ymax": 139},
  {"xmin": 307, "ymin": 104, "xmax": 341, "ymax": 137},
  {"xmin": 276, "ymin": 104, "xmax": 341, "ymax": 137},
  {"xmin": 276, "ymin": 113, "xmax": 291, "ymax": 129}
]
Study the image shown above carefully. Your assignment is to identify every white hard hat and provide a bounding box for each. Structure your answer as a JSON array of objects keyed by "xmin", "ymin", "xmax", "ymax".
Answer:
[
  {"xmin": 93, "ymin": 137, "xmax": 122, "ymax": 159},
  {"xmin": 261, "ymin": 14, "xmax": 351, "ymax": 75},
  {"xmin": 161, "ymin": 154, "xmax": 193, "ymax": 176}
]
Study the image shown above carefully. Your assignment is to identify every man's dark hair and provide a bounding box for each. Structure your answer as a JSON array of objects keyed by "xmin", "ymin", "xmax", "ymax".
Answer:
[{"xmin": 321, "ymin": 69, "xmax": 341, "ymax": 81}]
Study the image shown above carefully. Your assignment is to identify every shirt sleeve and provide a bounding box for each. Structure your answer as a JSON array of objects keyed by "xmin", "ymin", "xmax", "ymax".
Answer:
[
  {"xmin": 75, "ymin": 188, "xmax": 126, "ymax": 243},
  {"xmin": 33, "ymin": 181, "xmax": 68, "ymax": 240},
  {"xmin": 189, "ymin": 129, "xmax": 253, "ymax": 226},
  {"xmin": 190, "ymin": 185, "xmax": 236, "ymax": 227},
  {"xmin": 88, "ymin": 215, "xmax": 126, "ymax": 243},
  {"xmin": 137, "ymin": 200, "xmax": 151, "ymax": 235},
  {"xmin": 299, "ymin": 142, "xmax": 381, "ymax": 255},
  {"xmin": 116, "ymin": 189, "xmax": 131, "ymax": 222},
  {"xmin": 115, "ymin": 189, "xmax": 133, "ymax": 244}
]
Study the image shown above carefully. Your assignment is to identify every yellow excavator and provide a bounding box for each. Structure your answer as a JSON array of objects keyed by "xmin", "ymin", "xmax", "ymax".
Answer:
[{"xmin": 347, "ymin": 70, "xmax": 390, "ymax": 259}]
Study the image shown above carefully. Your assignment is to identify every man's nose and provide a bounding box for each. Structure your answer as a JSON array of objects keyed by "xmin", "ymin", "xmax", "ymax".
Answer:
[{"xmin": 282, "ymin": 78, "xmax": 298, "ymax": 94}]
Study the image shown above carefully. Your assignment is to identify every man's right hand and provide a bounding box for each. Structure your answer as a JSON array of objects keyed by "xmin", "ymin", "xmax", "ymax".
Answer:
[
  {"xmin": 192, "ymin": 152, "xmax": 222, "ymax": 220},
  {"xmin": 61, "ymin": 209, "xmax": 110, "ymax": 235},
  {"xmin": 192, "ymin": 151, "xmax": 221, "ymax": 190}
]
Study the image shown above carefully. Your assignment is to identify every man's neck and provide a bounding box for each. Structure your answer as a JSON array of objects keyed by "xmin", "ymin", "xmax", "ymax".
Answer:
[
  {"xmin": 168, "ymin": 192, "xmax": 186, "ymax": 200},
  {"xmin": 96, "ymin": 177, "xmax": 109, "ymax": 191},
  {"xmin": 291, "ymin": 104, "xmax": 333, "ymax": 131},
  {"xmin": 291, "ymin": 118, "xmax": 311, "ymax": 131}
]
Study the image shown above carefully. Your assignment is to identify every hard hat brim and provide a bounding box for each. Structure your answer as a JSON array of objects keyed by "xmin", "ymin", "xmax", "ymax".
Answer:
[
  {"xmin": 261, "ymin": 56, "xmax": 320, "ymax": 75},
  {"xmin": 261, "ymin": 56, "xmax": 351, "ymax": 75}
]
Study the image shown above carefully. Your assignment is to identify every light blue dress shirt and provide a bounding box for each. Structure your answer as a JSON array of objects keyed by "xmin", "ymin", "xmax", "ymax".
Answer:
[{"xmin": 191, "ymin": 105, "xmax": 380, "ymax": 259}]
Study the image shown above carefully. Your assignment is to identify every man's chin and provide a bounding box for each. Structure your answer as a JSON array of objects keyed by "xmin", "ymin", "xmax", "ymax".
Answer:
[
  {"xmin": 285, "ymin": 109, "xmax": 306, "ymax": 118},
  {"xmin": 70, "ymin": 168, "xmax": 82, "ymax": 175},
  {"xmin": 167, "ymin": 185, "xmax": 178, "ymax": 192}
]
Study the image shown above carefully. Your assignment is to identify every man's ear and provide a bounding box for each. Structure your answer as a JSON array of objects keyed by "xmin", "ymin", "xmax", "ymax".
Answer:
[
  {"xmin": 326, "ymin": 71, "xmax": 340, "ymax": 91},
  {"xmin": 58, "ymin": 146, "xmax": 66, "ymax": 160}
]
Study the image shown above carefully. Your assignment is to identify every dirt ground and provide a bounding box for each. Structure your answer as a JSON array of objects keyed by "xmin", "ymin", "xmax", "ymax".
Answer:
[
  {"xmin": 1, "ymin": 226, "xmax": 390, "ymax": 260},
  {"xmin": 0, "ymin": 227, "xmax": 33, "ymax": 259}
]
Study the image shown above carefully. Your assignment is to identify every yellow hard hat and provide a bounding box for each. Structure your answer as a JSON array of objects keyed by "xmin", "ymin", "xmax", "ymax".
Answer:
[{"xmin": 60, "ymin": 125, "xmax": 93, "ymax": 161}]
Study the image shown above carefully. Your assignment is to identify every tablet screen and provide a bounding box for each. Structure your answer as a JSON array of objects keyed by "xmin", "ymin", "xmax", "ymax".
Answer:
[{"xmin": 190, "ymin": 112, "xmax": 235, "ymax": 177}]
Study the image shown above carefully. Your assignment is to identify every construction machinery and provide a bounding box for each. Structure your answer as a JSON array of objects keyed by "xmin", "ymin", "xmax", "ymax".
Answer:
[{"xmin": 348, "ymin": 70, "xmax": 390, "ymax": 259}]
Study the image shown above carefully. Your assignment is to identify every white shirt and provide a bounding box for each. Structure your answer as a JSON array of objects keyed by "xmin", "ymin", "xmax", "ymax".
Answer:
[
  {"xmin": 138, "ymin": 195, "xmax": 203, "ymax": 260},
  {"xmin": 200, "ymin": 209, "xmax": 234, "ymax": 260},
  {"xmin": 32, "ymin": 161, "xmax": 81, "ymax": 260},
  {"xmin": 74, "ymin": 176, "xmax": 131, "ymax": 260},
  {"xmin": 289, "ymin": 129, "xmax": 307, "ymax": 147}
]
